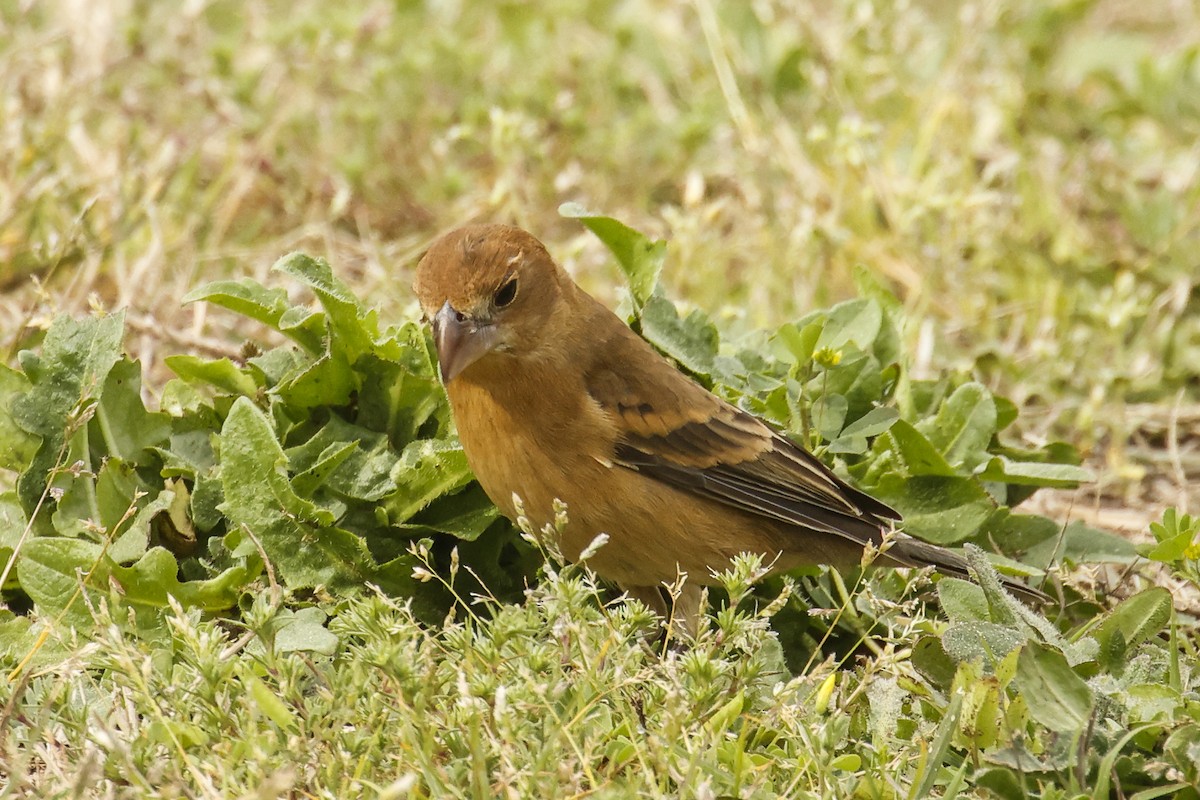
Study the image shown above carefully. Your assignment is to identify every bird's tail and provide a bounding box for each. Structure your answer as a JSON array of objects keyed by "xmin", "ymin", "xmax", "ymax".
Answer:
[{"xmin": 882, "ymin": 537, "xmax": 1051, "ymax": 604}]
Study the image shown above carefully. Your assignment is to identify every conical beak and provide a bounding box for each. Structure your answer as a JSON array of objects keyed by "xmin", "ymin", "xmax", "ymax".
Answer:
[{"xmin": 431, "ymin": 301, "xmax": 499, "ymax": 383}]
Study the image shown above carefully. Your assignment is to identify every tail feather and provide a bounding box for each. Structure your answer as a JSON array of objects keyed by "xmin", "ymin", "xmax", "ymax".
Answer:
[{"xmin": 883, "ymin": 537, "xmax": 1051, "ymax": 604}]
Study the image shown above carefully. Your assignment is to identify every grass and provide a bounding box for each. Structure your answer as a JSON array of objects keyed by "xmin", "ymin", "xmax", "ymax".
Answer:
[{"xmin": 2, "ymin": 0, "xmax": 1199, "ymax": 796}]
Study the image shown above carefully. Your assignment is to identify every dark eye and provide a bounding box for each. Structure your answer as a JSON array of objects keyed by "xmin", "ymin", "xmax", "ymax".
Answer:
[{"xmin": 493, "ymin": 277, "xmax": 518, "ymax": 308}]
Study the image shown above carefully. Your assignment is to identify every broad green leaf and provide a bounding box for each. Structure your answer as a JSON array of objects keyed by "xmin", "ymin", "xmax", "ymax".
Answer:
[
  {"xmin": 976, "ymin": 456, "xmax": 1093, "ymax": 487},
  {"xmin": 937, "ymin": 578, "xmax": 989, "ymax": 622},
  {"xmin": 0, "ymin": 364, "xmax": 37, "ymax": 472},
  {"xmin": 107, "ymin": 484, "xmax": 178, "ymax": 565},
  {"xmin": 883, "ymin": 420, "xmax": 956, "ymax": 477},
  {"xmin": 166, "ymin": 355, "xmax": 259, "ymax": 397},
  {"xmin": 874, "ymin": 475, "xmax": 993, "ymax": 544},
  {"xmin": 383, "ymin": 439, "xmax": 474, "ymax": 523},
  {"xmin": 561, "ymin": 203, "xmax": 665, "ymax": 310},
  {"xmin": 911, "ymin": 635, "xmax": 957, "ymax": 690},
  {"xmin": 809, "ymin": 350, "xmax": 882, "ymax": 423},
  {"xmin": 1163, "ymin": 724, "xmax": 1200, "ymax": 785},
  {"xmin": 0, "ymin": 491, "xmax": 26, "ymax": 544},
  {"xmin": 276, "ymin": 305, "xmax": 326, "ymax": 345},
  {"xmin": 639, "ymin": 295, "xmax": 719, "ymax": 377},
  {"xmin": 1141, "ymin": 528, "xmax": 1196, "ymax": 563},
  {"xmin": 290, "ymin": 441, "xmax": 359, "ymax": 498},
  {"xmin": 942, "ymin": 621, "xmax": 1026, "ymax": 665},
  {"xmin": 182, "ymin": 279, "xmax": 289, "ymax": 330},
  {"xmin": 159, "ymin": 378, "xmax": 212, "ymax": 418},
  {"xmin": 274, "ymin": 352, "xmax": 357, "ymax": 409},
  {"xmin": 273, "ymin": 252, "xmax": 376, "ymax": 363},
  {"xmin": 111, "ymin": 546, "xmax": 244, "ymax": 612},
  {"xmin": 218, "ymin": 397, "xmax": 375, "ymax": 591},
  {"xmin": 994, "ymin": 395, "xmax": 1019, "ymax": 431},
  {"xmin": 92, "ymin": 358, "xmax": 171, "ymax": 462},
  {"xmin": 1023, "ymin": 520, "xmax": 1138, "ymax": 569},
  {"xmin": 1094, "ymin": 588, "xmax": 1173, "ymax": 673},
  {"xmin": 771, "ymin": 321, "xmax": 823, "ymax": 365},
  {"xmin": 917, "ymin": 382, "xmax": 996, "ymax": 471},
  {"xmin": 402, "ymin": 485, "xmax": 501, "ymax": 541},
  {"xmin": 815, "ymin": 298, "xmax": 883, "ymax": 352},
  {"xmin": 839, "ymin": 406, "xmax": 899, "ymax": 439},
  {"xmin": 979, "ymin": 510, "xmax": 1061, "ymax": 551},
  {"xmin": 272, "ymin": 606, "xmax": 339, "ymax": 655},
  {"xmin": 0, "ymin": 613, "xmax": 68, "ymax": 671},
  {"xmin": 355, "ymin": 323, "xmax": 447, "ymax": 442},
  {"xmin": 0, "ymin": 492, "xmax": 28, "ymax": 589},
  {"xmin": 14, "ymin": 311, "xmax": 125, "ymax": 528},
  {"xmin": 831, "ymin": 405, "xmax": 899, "ymax": 453},
  {"xmin": 813, "ymin": 393, "xmax": 848, "ymax": 442},
  {"xmin": 285, "ymin": 415, "xmax": 399, "ymax": 502},
  {"xmin": 247, "ymin": 347, "xmax": 305, "ymax": 387},
  {"xmin": 17, "ymin": 537, "xmax": 107, "ymax": 628},
  {"xmin": 1015, "ymin": 642, "xmax": 1092, "ymax": 733}
]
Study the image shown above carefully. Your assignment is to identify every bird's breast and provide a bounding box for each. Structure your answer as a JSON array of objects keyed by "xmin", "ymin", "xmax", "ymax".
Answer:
[
  {"xmin": 446, "ymin": 369, "xmax": 613, "ymax": 527},
  {"xmin": 442, "ymin": 369, "xmax": 806, "ymax": 587}
]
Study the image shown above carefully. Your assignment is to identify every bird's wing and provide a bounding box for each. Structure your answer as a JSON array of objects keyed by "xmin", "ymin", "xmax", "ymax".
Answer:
[{"xmin": 584, "ymin": 325, "xmax": 899, "ymax": 548}]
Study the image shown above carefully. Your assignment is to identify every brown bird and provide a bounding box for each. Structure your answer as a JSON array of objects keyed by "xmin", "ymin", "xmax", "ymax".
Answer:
[{"xmin": 414, "ymin": 224, "xmax": 1045, "ymax": 630}]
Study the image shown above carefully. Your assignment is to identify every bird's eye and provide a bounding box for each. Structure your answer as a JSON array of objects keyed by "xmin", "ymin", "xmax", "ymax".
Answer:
[{"xmin": 493, "ymin": 277, "xmax": 518, "ymax": 308}]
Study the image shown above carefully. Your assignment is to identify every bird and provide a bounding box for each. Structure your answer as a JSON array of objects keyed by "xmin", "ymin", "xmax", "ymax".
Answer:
[{"xmin": 413, "ymin": 223, "xmax": 1047, "ymax": 631}]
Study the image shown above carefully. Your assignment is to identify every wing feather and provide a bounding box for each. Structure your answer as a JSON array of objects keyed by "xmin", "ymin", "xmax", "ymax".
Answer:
[{"xmin": 585, "ymin": 325, "xmax": 899, "ymax": 550}]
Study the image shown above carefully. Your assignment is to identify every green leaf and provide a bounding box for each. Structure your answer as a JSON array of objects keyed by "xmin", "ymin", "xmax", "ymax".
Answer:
[
  {"xmin": 245, "ymin": 671, "xmax": 298, "ymax": 731},
  {"xmin": 166, "ymin": 355, "xmax": 259, "ymax": 397},
  {"xmin": 290, "ymin": 440, "xmax": 359, "ymax": 498},
  {"xmin": 883, "ymin": 420, "xmax": 957, "ymax": 477},
  {"xmin": 383, "ymin": 439, "xmax": 474, "ymax": 523},
  {"xmin": 0, "ymin": 492, "xmax": 28, "ymax": 587},
  {"xmin": 839, "ymin": 406, "xmax": 900, "ymax": 439},
  {"xmin": 979, "ymin": 510, "xmax": 1061, "ymax": 551},
  {"xmin": 402, "ymin": 485, "xmax": 501, "ymax": 541},
  {"xmin": 1015, "ymin": 642, "xmax": 1093, "ymax": 733},
  {"xmin": 14, "ymin": 311, "xmax": 125, "ymax": 528},
  {"xmin": 976, "ymin": 456, "xmax": 1093, "ymax": 487},
  {"xmin": 272, "ymin": 606, "xmax": 339, "ymax": 655},
  {"xmin": 812, "ymin": 393, "xmax": 848, "ymax": 442},
  {"xmin": 107, "ymin": 483, "xmax": 178, "ymax": 565},
  {"xmin": 561, "ymin": 203, "xmax": 665, "ymax": 310},
  {"xmin": 1094, "ymin": 588, "xmax": 1173, "ymax": 673},
  {"xmin": 1141, "ymin": 528, "xmax": 1196, "ymax": 562},
  {"xmin": 218, "ymin": 397, "xmax": 375, "ymax": 591},
  {"xmin": 182, "ymin": 278, "xmax": 290, "ymax": 331},
  {"xmin": 111, "ymin": 546, "xmax": 245, "ymax": 612},
  {"xmin": 829, "ymin": 405, "xmax": 898, "ymax": 453},
  {"xmin": 285, "ymin": 416, "xmax": 399, "ymax": 502},
  {"xmin": 937, "ymin": 578, "xmax": 990, "ymax": 622},
  {"xmin": 916, "ymin": 382, "xmax": 996, "ymax": 471},
  {"xmin": 639, "ymin": 295, "xmax": 719, "ymax": 377},
  {"xmin": 873, "ymin": 475, "xmax": 994, "ymax": 544},
  {"xmin": 274, "ymin": 351, "xmax": 357, "ymax": 409},
  {"xmin": 0, "ymin": 365, "xmax": 37, "ymax": 472},
  {"xmin": 815, "ymin": 299, "xmax": 882, "ymax": 352},
  {"xmin": 911, "ymin": 635, "xmax": 958, "ymax": 690},
  {"xmin": 942, "ymin": 621, "xmax": 1026, "ymax": 665},
  {"xmin": 1022, "ymin": 520, "xmax": 1138, "ymax": 569},
  {"xmin": 772, "ymin": 321, "xmax": 823, "ymax": 365},
  {"xmin": 17, "ymin": 537, "xmax": 107, "ymax": 628},
  {"xmin": 355, "ymin": 323, "xmax": 447, "ymax": 442},
  {"xmin": 92, "ymin": 358, "xmax": 171, "ymax": 462},
  {"xmin": 273, "ymin": 252, "xmax": 376, "ymax": 363}
]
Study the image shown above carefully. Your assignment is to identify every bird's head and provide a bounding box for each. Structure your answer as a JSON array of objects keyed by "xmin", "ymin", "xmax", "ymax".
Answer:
[{"xmin": 414, "ymin": 224, "xmax": 570, "ymax": 383}]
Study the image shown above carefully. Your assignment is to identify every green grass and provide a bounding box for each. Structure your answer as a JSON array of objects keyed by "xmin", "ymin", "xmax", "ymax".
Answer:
[{"xmin": 2, "ymin": 0, "xmax": 1200, "ymax": 797}]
